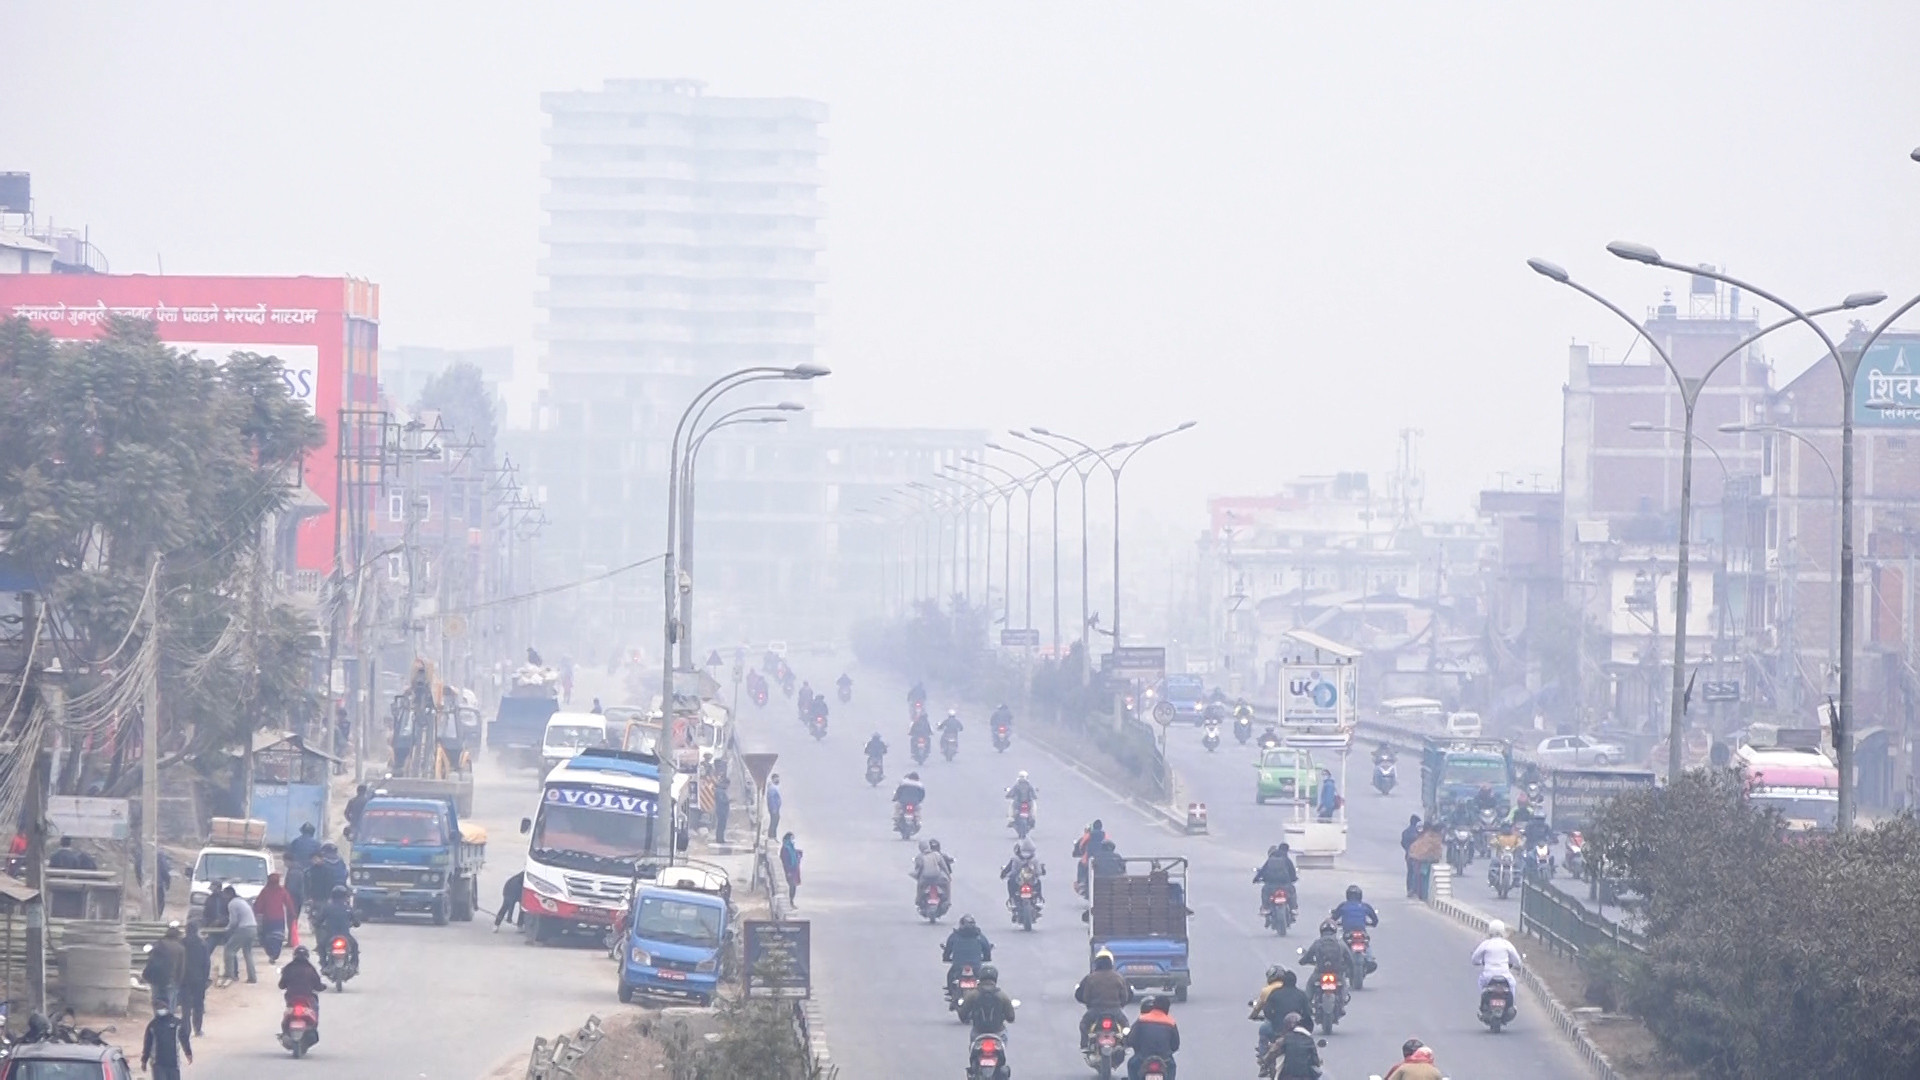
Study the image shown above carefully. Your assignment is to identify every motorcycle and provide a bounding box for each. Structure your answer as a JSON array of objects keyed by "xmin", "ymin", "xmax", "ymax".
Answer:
[
  {"xmin": 1311, "ymin": 965, "xmax": 1344, "ymax": 1034},
  {"xmin": 1233, "ymin": 714, "xmax": 1252, "ymax": 744},
  {"xmin": 1523, "ymin": 840, "xmax": 1555, "ymax": 884},
  {"xmin": 1256, "ymin": 728, "xmax": 1282, "ymax": 750},
  {"xmin": 1262, "ymin": 885, "xmax": 1293, "ymax": 935},
  {"xmin": 1564, "ymin": 831, "xmax": 1586, "ymax": 879},
  {"xmin": 941, "ymin": 729, "xmax": 960, "ymax": 762},
  {"xmin": 1446, "ymin": 826, "xmax": 1474, "ymax": 872},
  {"xmin": 1488, "ymin": 850, "xmax": 1519, "ymax": 900},
  {"xmin": 967, "ymin": 1031, "xmax": 1011, "ymax": 1080},
  {"xmin": 947, "ymin": 962, "xmax": 980, "ymax": 1014},
  {"xmin": 911, "ymin": 733, "xmax": 931, "ymax": 765},
  {"xmin": 1479, "ymin": 974, "xmax": 1517, "ymax": 1032},
  {"xmin": 1473, "ymin": 808, "xmax": 1500, "ymax": 857},
  {"xmin": 1372, "ymin": 760, "xmax": 1396, "ymax": 795},
  {"xmin": 992, "ymin": 724, "xmax": 1012, "ymax": 752},
  {"xmin": 1010, "ymin": 801, "xmax": 1035, "ymax": 839},
  {"xmin": 321, "ymin": 934, "xmax": 358, "ymax": 991},
  {"xmin": 917, "ymin": 880, "xmax": 950, "ymax": 922},
  {"xmin": 809, "ymin": 714, "xmax": 828, "ymax": 741},
  {"xmin": 751, "ymin": 683, "xmax": 768, "ymax": 708},
  {"xmin": 838, "ymin": 682, "xmax": 852, "ymax": 704},
  {"xmin": 1082, "ymin": 1009, "xmax": 1128, "ymax": 1076},
  {"xmin": 1202, "ymin": 722, "xmax": 1221, "ymax": 753},
  {"xmin": 1344, "ymin": 928, "xmax": 1375, "ymax": 988},
  {"xmin": 895, "ymin": 803, "xmax": 922, "ymax": 840},
  {"xmin": 279, "ymin": 993, "xmax": 320, "ymax": 1058},
  {"xmin": 1136, "ymin": 1055, "xmax": 1172, "ymax": 1078},
  {"xmin": 1010, "ymin": 871, "xmax": 1042, "ymax": 931},
  {"xmin": 865, "ymin": 758, "xmax": 885, "ymax": 787}
]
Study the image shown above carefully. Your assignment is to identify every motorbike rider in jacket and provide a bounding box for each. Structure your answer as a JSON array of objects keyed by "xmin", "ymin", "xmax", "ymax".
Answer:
[
  {"xmin": 957, "ymin": 964, "xmax": 1016, "ymax": 1040},
  {"xmin": 1073, "ymin": 819, "xmax": 1106, "ymax": 893},
  {"xmin": 892, "ymin": 773, "xmax": 927, "ymax": 827},
  {"xmin": 1383, "ymin": 1039, "xmax": 1444, "ymax": 1080},
  {"xmin": 1006, "ymin": 772, "xmax": 1038, "ymax": 821},
  {"xmin": 864, "ymin": 734, "xmax": 888, "ymax": 769},
  {"xmin": 1298, "ymin": 921, "xmax": 1356, "ymax": 1007},
  {"xmin": 1265, "ymin": 1013, "xmax": 1322, "ymax": 1079},
  {"xmin": 1074, "ymin": 949, "xmax": 1133, "ymax": 1049},
  {"xmin": 941, "ymin": 914, "xmax": 994, "ymax": 991},
  {"xmin": 910, "ymin": 839, "xmax": 954, "ymax": 901},
  {"xmin": 991, "ymin": 703, "xmax": 1014, "ymax": 734},
  {"xmin": 938, "ymin": 709, "xmax": 964, "ymax": 742},
  {"xmin": 314, "ymin": 886, "xmax": 360, "ymax": 966},
  {"xmin": 1123, "ymin": 996, "xmax": 1179, "ymax": 1079},
  {"xmin": 1249, "ymin": 966, "xmax": 1314, "ymax": 1054},
  {"xmin": 1252, "ymin": 844, "xmax": 1300, "ymax": 914},
  {"xmin": 1330, "ymin": 884, "xmax": 1380, "ymax": 969},
  {"xmin": 999, "ymin": 840, "xmax": 1044, "ymax": 903}
]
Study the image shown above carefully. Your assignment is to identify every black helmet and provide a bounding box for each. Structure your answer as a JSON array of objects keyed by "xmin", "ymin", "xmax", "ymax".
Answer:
[
  {"xmin": 905, "ymin": 771, "xmax": 921, "ymax": 781},
  {"xmin": 1319, "ymin": 920, "xmax": 1339, "ymax": 936},
  {"xmin": 293, "ymin": 946, "xmax": 311, "ymax": 961},
  {"xmin": 1346, "ymin": 885, "xmax": 1363, "ymax": 901},
  {"xmin": 332, "ymin": 885, "xmax": 349, "ymax": 900},
  {"xmin": 928, "ymin": 839, "xmax": 941, "ymax": 852},
  {"xmin": 1268, "ymin": 845, "xmax": 1281, "ymax": 857},
  {"xmin": 1402, "ymin": 1038, "xmax": 1425, "ymax": 1058},
  {"xmin": 978, "ymin": 964, "xmax": 998, "ymax": 982},
  {"xmin": 1266, "ymin": 964, "xmax": 1285, "ymax": 983},
  {"xmin": 959, "ymin": 914, "xmax": 977, "ymax": 930}
]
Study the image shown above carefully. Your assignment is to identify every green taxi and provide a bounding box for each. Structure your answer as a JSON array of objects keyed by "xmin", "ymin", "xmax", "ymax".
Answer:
[{"xmin": 1254, "ymin": 746, "xmax": 1322, "ymax": 804}]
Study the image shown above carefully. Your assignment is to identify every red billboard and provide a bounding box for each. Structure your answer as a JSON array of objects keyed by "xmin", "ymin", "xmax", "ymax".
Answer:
[{"xmin": 0, "ymin": 274, "xmax": 380, "ymax": 572}]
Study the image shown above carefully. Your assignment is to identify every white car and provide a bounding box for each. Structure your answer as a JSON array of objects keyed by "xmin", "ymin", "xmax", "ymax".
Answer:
[
  {"xmin": 188, "ymin": 845, "xmax": 273, "ymax": 922},
  {"xmin": 1536, "ymin": 734, "xmax": 1626, "ymax": 767}
]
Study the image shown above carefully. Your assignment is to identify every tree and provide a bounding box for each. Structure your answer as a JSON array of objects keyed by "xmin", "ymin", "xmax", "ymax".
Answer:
[
  {"xmin": 0, "ymin": 317, "xmax": 324, "ymax": 787},
  {"xmin": 414, "ymin": 361, "xmax": 496, "ymax": 457},
  {"xmin": 1589, "ymin": 769, "xmax": 1920, "ymax": 1077}
]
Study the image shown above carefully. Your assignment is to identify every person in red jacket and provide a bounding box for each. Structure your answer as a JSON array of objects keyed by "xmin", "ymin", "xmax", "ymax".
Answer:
[{"xmin": 252, "ymin": 873, "xmax": 299, "ymax": 962}]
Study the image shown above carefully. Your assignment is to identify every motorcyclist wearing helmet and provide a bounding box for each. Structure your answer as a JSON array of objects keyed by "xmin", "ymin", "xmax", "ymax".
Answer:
[
  {"xmin": 1297, "ymin": 920, "xmax": 1356, "ymax": 1006},
  {"xmin": 837, "ymin": 672, "xmax": 853, "ymax": 693},
  {"xmin": 941, "ymin": 914, "xmax": 994, "ymax": 994},
  {"xmin": 938, "ymin": 708, "xmax": 964, "ymax": 740},
  {"xmin": 314, "ymin": 885, "xmax": 361, "ymax": 966},
  {"xmin": 797, "ymin": 680, "xmax": 814, "ymax": 713},
  {"xmin": 1074, "ymin": 949, "xmax": 1134, "ymax": 1049},
  {"xmin": 891, "ymin": 772, "xmax": 927, "ymax": 829},
  {"xmin": 1383, "ymin": 1038, "xmax": 1443, "ymax": 1080},
  {"xmin": 1472, "ymin": 919, "xmax": 1524, "ymax": 991},
  {"xmin": 1249, "ymin": 966, "xmax": 1314, "ymax": 1056},
  {"xmin": 908, "ymin": 707, "xmax": 934, "ymax": 743},
  {"xmin": 1073, "ymin": 818, "xmax": 1106, "ymax": 895},
  {"xmin": 1006, "ymin": 770, "xmax": 1038, "ymax": 807},
  {"xmin": 907, "ymin": 681, "xmax": 927, "ymax": 708},
  {"xmin": 999, "ymin": 840, "xmax": 1045, "ymax": 903},
  {"xmin": 1123, "ymin": 994, "xmax": 1179, "ymax": 1079},
  {"xmin": 991, "ymin": 703, "xmax": 1014, "ymax": 733},
  {"xmin": 910, "ymin": 838, "xmax": 954, "ymax": 889},
  {"xmin": 1331, "ymin": 884, "xmax": 1379, "ymax": 970},
  {"xmin": 1252, "ymin": 844, "xmax": 1300, "ymax": 914},
  {"xmin": 863, "ymin": 733, "xmax": 889, "ymax": 767},
  {"xmin": 957, "ymin": 963, "xmax": 1016, "ymax": 1038}
]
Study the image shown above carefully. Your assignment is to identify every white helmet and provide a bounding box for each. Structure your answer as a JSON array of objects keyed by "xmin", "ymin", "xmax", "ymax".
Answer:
[
  {"xmin": 1017, "ymin": 771, "xmax": 1028, "ymax": 781},
  {"xmin": 947, "ymin": 708, "xmax": 959, "ymax": 718},
  {"xmin": 1488, "ymin": 919, "xmax": 1508, "ymax": 938}
]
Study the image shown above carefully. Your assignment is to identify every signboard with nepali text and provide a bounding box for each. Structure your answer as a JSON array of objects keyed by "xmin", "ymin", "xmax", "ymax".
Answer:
[{"xmin": 744, "ymin": 919, "xmax": 811, "ymax": 998}]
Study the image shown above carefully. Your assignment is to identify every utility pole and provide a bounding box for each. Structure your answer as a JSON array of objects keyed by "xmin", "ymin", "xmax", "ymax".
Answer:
[
  {"xmin": 20, "ymin": 591, "xmax": 47, "ymax": 1012},
  {"xmin": 143, "ymin": 555, "xmax": 161, "ymax": 918}
]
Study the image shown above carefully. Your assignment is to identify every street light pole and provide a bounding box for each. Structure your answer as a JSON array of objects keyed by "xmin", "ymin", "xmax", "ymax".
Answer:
[
  {"xmin": 992, "ymin": 441, "xmax": 1067, "ymax": 656},
  {"xmin": 1023, "ymin": 431, "xmax": 1100, "ymax": 666},
  {"xmin": 964, "ymin": 458, "xmax": 1038, "ymax": 633},
  {"xmin": 1604, "ymin": 239, "xmax": 1907, "ymax": 828},
  {"xmin": 681, "ymin": 404, "xmax": 802, "ymax": 668},
  {"xmin": 1721, "ymin": 422, "xmax": 1842, "ymax": 698},
  {"xmin": 941, "ymin": 465, "xmax": 1009, "ymax": 624},
  {"xmin": 1532, "ymin": 256, "xmax": 1875, "ymax": 784}
]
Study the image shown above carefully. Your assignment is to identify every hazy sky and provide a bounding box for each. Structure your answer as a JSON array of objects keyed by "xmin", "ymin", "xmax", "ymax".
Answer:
[{"xmin": 8, "ymin": 2, "xmax": 1920, "ymax": 527}]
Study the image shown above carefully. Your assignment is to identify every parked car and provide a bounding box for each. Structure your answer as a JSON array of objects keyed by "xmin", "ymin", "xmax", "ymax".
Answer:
[
  {"xmin": 1536, "ymin": 733, "xmax": 1626, "ymax": 767},
  {"xmin": 1445, "ymin": 711, "xmax": 1484, "ymax": 738},
  {"xmin": 2, "ymin": 1043, "xmax": 134, "ymax": 1080}
]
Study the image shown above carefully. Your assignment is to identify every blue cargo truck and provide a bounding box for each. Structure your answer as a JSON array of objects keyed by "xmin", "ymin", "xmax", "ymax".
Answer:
[
  {"xmin": 1088, "ymin": 856, "xmax": 1190, "ymax": 1002},
  {"xmin": 350, "ymin": 794, "xmax": 487, "ymax": 925},
  {"xmin": 617, "ymin": 859, "xmax": 733, "ymax": 1007}
]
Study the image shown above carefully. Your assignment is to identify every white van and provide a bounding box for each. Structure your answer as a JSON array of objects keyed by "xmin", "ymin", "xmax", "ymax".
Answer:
[
  {"xmin": 541, "ymin": 713, "xmax": 610, "ymax": 776},
  {"xmin": 1445, "ymin": 711, "xmax": 1484, "ymax": 738}
]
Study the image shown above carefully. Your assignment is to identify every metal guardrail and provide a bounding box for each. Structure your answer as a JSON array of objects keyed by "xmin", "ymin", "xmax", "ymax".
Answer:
[
  {"xmin": 1520, "ymin": 879, "xmax": 1648, "ymax": 959},
  {"xmin": 526, "ymin": 1014, "xmax": 605, "ymax": 1080}
]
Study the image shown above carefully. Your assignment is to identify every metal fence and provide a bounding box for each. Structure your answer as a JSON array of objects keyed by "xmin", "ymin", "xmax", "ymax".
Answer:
[{"xmin": 1519, "ymin": 879, "xmax": 1647, "ymax": 959}]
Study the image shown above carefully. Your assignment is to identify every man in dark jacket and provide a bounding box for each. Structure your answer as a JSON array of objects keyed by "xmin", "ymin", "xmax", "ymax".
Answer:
[
  {"xmin": 1400, "ymin": 814, "xmax": 1424, "ymax": 898},
  {"xmin": 1265, "ymin": 1013, "xmax": 1321, "ymax": 1078},
  {"xmin": 1252, "ymin": 844, "xmax": 1300, "ymax": 914},
  {"xmin": 1123, "ymin": 996, "xmax": 1179, "ymax": 1079},
  {"xmin": 181, "ymin": 924, "xmax": 212, "ymax": 1036},
  {"xmin": 285, "ymin": 822, "xmax": 322, "ymax": 915},
  {"xmin": 140, "ymin": 1004, "xmax": 193, "ymax": 1080},
  {"xmin": 303, "ymin": 843, "xmax": 349, "ymax": 937},
  {"xmin": 141, "ymin": 923, "xmax": 187, "ymax": 1012},
  {"xmin": 940, "ymin": 915, "xmax": 993, "ymax": 994},
  {"xmin": 199, "ymin": 882, "xmax": 227, "ymax": 931},
  {"xmin": 1074, "ymin": 950, "xmax": 1133, "ymax": 1049},
  {"xmin": 1090, "ymin": 840, "xmax": 1127, "ymax": 881},
  {"xmin": 344, "ymin": 785, "xmax": 373, "ymax": 839},
  {"xmin": 1249, "ymin": 967, "xmax": 1314, "ymax": 1056}
]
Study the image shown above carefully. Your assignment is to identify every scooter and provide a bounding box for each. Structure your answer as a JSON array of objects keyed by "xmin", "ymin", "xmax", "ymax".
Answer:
[
  {"xmin": 966, "ymin": 1024, "xmax": 1017, "ymax": 1080},
  {"xmin": 947, "ymin": 962, "xmax": 980, "ymax": 1015},
  {"xmin": 1564, "ymin": 831, "xmax": 1586, "ymax": 878},
  {"xmin": 917, "ymin": 880, "xmax": 950, "ymax": 922},
  {"xmin": 1233, "ymin": 713, "xmax": 1252, "ymax": 745},
  {"xmin": 1372, "ymin": 759, "xmax": 1397, "ymax": 795},
  {"xmin": 321, "ymin": 934, "xmax": 359, "ymax": 991},
  {"xmin": 1479, "ymin": 975, "xmax": 1517, "ymax": 1032},
  {"xmin": 809, "ymin": 714, "xmax": 828, "ymax": 741},
  {"xmin": 279, "ymin": 993, "xmax": 320, "ymax": 1058},
  {"xmin": 865, "ymin": 758, "xmax": 885, "ymax": 787},
  {"xmin": 1010, "ymin": 801, "xmax": 1035, "ymax": 839},
  {"xmin": 941, "ymin": 730, "xmax": 960, "ymax": 762},
  {"xmin": 911, "ymin": 734, "xmax": 931, "ymax": 765},
  {"xmin": 992, "ymin": 725, "xmax": 1012, "ymax": 752},
  {"xmin": 1082, "ymin": 1009, "xmax": 1129, "ymax": 1075},
  {"xmin": 838, "ymin": 682, "xmax": 852, "ymax": 705},
  {"xmin": 895, "ymin": 803, "xmax": 922, "ymax": 840},
  {"xmin": 1202, "ymin": 722, "xmax": 1221, "ymax": 753}
]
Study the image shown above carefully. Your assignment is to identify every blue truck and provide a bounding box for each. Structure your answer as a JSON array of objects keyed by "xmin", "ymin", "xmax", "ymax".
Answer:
[
  {"xmin": 1088, "ymin": 856, "xmax": 1190, "ymax": 1002},
  {"xmin": 349, "ymin": 794, "xmax": 487, "ymax": 925},
  {"xmin": 617, "ymin": 859, "xmax": 733, "ymax": 1007},
  {"xmin": 1160, "ymin": 674, "xmax": 1208, "ymax": 724},
  {"xmin": 491, "ymin": 666, "xmax": 562, "ymax": 771}
]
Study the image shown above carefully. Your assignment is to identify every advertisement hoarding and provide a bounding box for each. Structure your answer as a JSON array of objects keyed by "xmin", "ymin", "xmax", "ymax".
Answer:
[
  {"xmin": 1548, "ymin": 768, "xmax": 1657, "ymax": 831},
  {"xmin": 0, "ymin": 274, "xmax": 380, "ymax": 571},
  {"xmin": 1856, "ymin": 339, "xmax": 1920, "ymax": 426},
  {"xmin": 1278, "ymin": 663, "xmax": 1357, "ymax": 729}
]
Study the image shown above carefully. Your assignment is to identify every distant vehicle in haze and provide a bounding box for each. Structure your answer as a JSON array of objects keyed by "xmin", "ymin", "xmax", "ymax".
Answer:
[
  {"xmin": 1445, "ymin": 712, "xmax": 1484, "ymax": 738},
  {"xmin": 1534, "ymin": 734, "xmax": 1625, "ymax": 767}
]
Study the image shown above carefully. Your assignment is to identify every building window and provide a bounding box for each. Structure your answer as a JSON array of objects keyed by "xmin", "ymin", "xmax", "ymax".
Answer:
[
  {"xmin": 387, "ymin": 554, "xmax": 403, "ymax": 581},
  {"xmin": 388, "ymin": 494, "xmax": 404, "ymax": 523}
]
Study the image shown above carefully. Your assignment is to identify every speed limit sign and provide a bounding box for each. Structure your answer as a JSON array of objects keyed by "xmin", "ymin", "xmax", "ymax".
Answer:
[{"xmin": 1153, "ymin": 700, "xmax": 1176, "ymax": 726}]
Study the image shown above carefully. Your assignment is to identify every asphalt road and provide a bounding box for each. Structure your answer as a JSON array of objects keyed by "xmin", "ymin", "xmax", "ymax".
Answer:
[
  {"xmin": 189, "ymin": 752, "xmax": 613, "ymax": 1079},
  {"xmin": 744, "ymin": 658, "xmax": 1586, "ymax": 1080}
]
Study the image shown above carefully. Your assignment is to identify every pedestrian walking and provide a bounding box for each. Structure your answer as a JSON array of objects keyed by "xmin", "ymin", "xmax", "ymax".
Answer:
[
  {"xmin": 219, "ymin": 887, "xmax": 258, "ymax": 985},
  {"xmin": 1408, "ymin": 824, "xmax": 1445, "ymax": 902},
  {"xmin": 779, "ymin": 832, "xmax": 803, "ymax": 905},
  {"xmin": 140, "ymin": 1004, "xmax": 193, "ymax": 1080},
  {"xmin": 495, "ymin": 871, "xmax": 525, "ymax": 931},
  {"xmin": 155, "ymin": 848, "xmax": 174, "ymax": 915},
  {"xmin": 140, "ymin": 922, "xmax": 186, "ymax": 1013},
  {"xmin": 181, "ymin": 923, "xmax": 211, "ymax": 1036},
  {"xmin": 713, "ymin": 775, "xmax": 732, "ymax": 844},
  {"xmin": 253, "ymin": 872, "xmax": 296, "ymax": 963},
  {"xmin": 766, "ymin": 774, "xmax": 783, "ymax": 839}
]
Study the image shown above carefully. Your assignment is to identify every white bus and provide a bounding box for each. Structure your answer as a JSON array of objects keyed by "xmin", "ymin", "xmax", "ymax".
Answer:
[{"xmin": 518, "ymin": 747, "xmax": 688, "ymax": 943}]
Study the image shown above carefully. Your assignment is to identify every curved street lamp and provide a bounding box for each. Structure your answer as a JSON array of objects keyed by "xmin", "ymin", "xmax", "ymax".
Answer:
[
  {"xmin": 1603, "ymin": 240, "xmax": 1912, "ymax": 827},
  {"xmin": 940, "ymin": 463, "xmax": 1011, "ymax": 614},
  {"xmin": 678, "ymin": 404, "xmax": 803, "ymax": 665}
]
